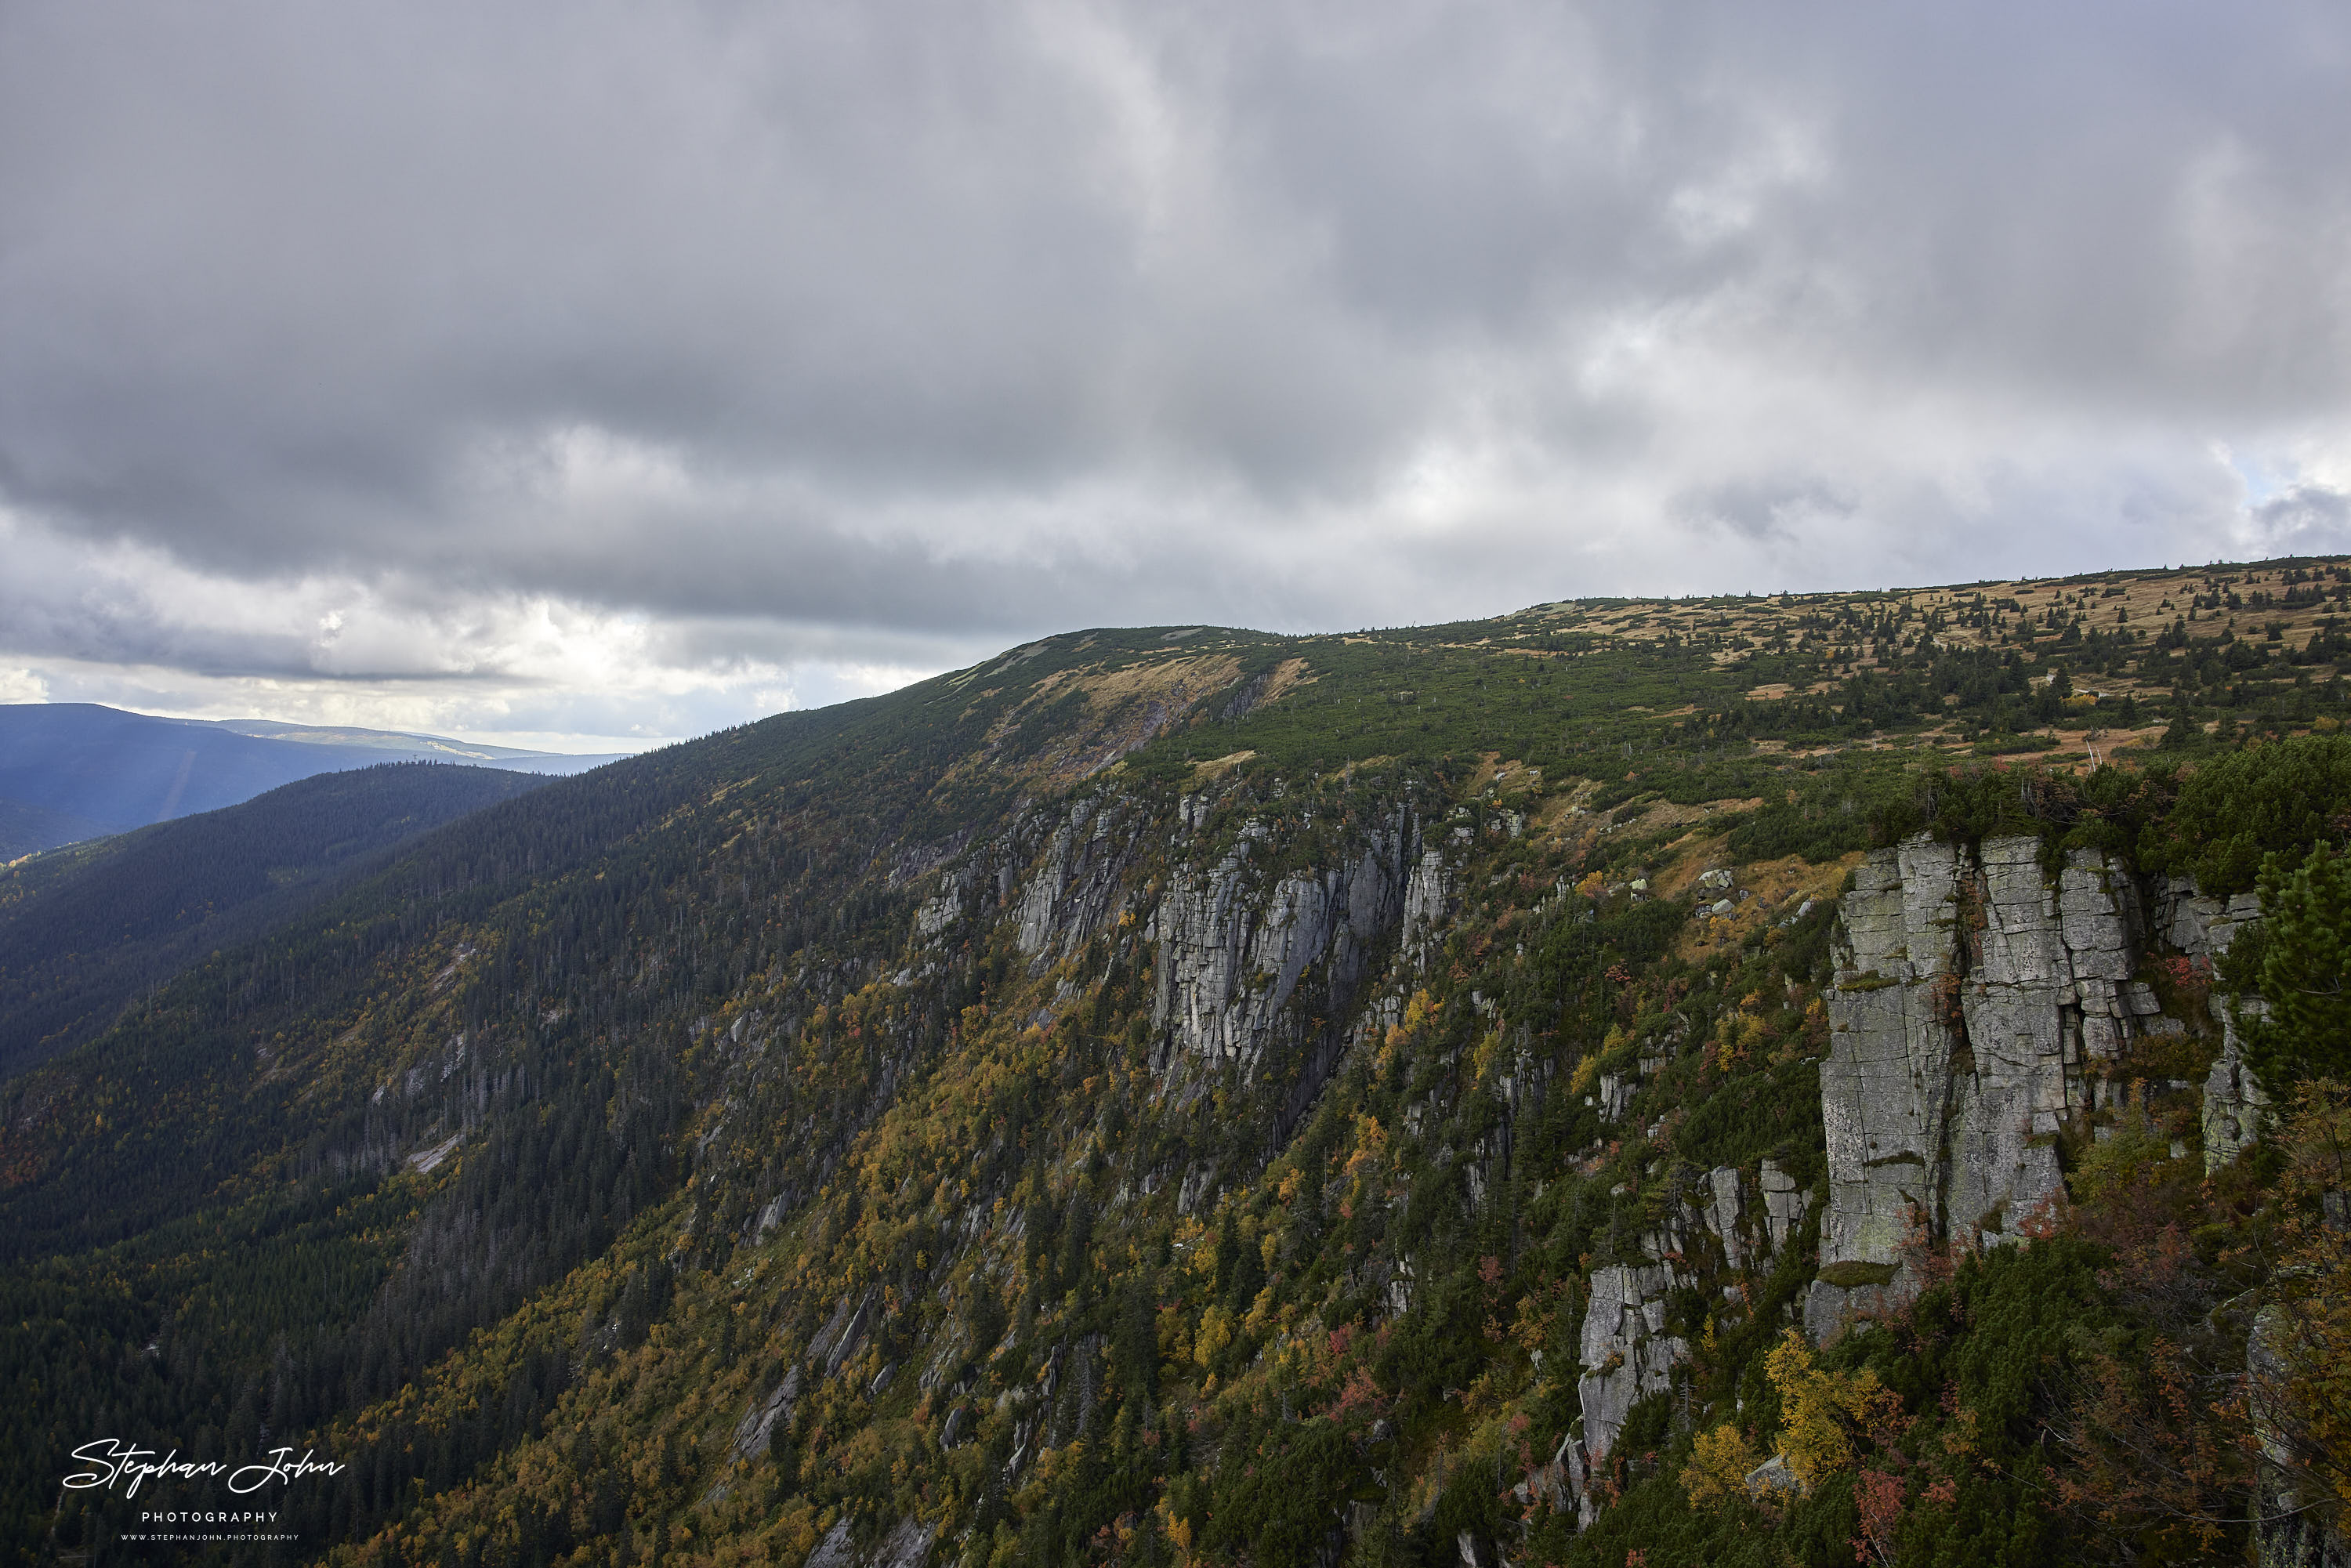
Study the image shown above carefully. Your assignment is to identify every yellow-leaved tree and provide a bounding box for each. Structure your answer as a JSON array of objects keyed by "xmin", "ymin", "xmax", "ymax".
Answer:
[
  {"xmin": 1765, "ymin": 1327, "xmax": 1906, "ymax": 1494},
  {"xmin": 1194, "ymin": 1304, "xmax": 1235, "ymax": 1370},
  {"xmin": 1682, "ymin": 1423, "xmax": 1765, "ymax": 1509}
]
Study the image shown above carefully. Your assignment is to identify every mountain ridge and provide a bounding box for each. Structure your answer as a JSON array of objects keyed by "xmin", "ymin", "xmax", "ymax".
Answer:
[
  {"xmin": 2, "ymin": 556, "xmax": 2347, "ymax": 1567},
  {"xmin": 0, "ymin": 703, "xmax": 629, "ymax": 859}
]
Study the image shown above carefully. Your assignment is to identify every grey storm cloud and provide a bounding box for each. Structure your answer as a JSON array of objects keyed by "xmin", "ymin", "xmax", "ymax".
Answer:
[
  {"xmin": 3, "ymin": 0, "xmax": 2350, "ymax": 731},
  {"xmin": 2256, "ymin": 485, "xmax": 2351, "ymax": 542}
]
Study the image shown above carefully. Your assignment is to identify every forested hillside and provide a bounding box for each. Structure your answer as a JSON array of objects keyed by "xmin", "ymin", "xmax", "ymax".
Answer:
[
  {"xmin": 2, "ymin": 559, "xmax": 2348, "ymax": 1568},
  {"xmin": 0, "ymin": 763, "xmax": 551, "ymax": 1077}
]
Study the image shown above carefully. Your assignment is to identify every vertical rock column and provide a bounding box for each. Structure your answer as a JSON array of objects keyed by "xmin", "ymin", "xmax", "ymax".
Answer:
[
  {"xmin": 1401, "ymin": 846, "xmax": 1455, "ymax": 969},
  {"xmin": 2203, "ymin": 1000, "xmax": 2270, "ymax": 1172},
  {"xmin": 1942, "ymin": 837, "xmax": 2074, "ymax": 1249},
  {"xmin": 1758, "ymin": 1159, "xmax": 1810, "ymax": 1253},
  {"xmin": 1570, "ymin": 1263, "xmax": 1689, "ymax": 1525},
  {"xmin": 2160, "ymin": 873, "xmax": 2273, "ymax": 1176},
  {"xmin": 1812, "ymin": 836, "xmax": 1965, "ymax": 1335}
]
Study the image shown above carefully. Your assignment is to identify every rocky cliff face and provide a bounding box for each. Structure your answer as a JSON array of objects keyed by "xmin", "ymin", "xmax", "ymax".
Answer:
[
  {"xmin": 1809, "ymin": 831, "xmax": 2262, "ymax": 1338},
  {"xmin": 1811, "ymin": 835, "xmax": 2147, "ymax": 1331},
  {"xmin": 1011, "ymin": 795, "xmax": 1140, "ymax": 961},
  {"xmin": 907, "ymin": 785, "xmax": 1447, "ymax": 1147},
  {"xmin": 763, "ymin": 796, "xmax": 2301, "ymax": 1556},
  {"xmin": 1573, "ymin": 1262, "xmax": 1689, "ymax": 1522},
  {"xmin": 1147, "ymin": 806, "xmax": 1417, "ymax": 1082}
]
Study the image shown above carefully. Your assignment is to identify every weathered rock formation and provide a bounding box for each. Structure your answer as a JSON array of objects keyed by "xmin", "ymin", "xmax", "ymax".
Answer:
[
  {"xmin": 1810, "ymin": 835, "xmax": 2154, "ymax": 1335},
  {"xmin": 1553, "ymin": 1157, "xmax": 1809, "ymax": 1523},
  {"xmin": 1147, "ymin": 809, "xmax": 1418, "ymax": 1089},
  {"xmin": 1012, "ymin": 796, "xmax": 1139, "ymax": 961},
  {"xmin": 1570, "ymin": 1262, "xmax": 1690, "ymax": 1523},
  {"xmin": 2157, "ymin": 876, "xmax": 2265, "ymax": 961},
  {"xmin": 1758, "ymin": 1158, "xmax": 1810, "ymax": 1254},
  {"xmin": 1402, "ymin": 847, "xmax": 1456, "ymax": 966},
  {"xmin": 2204, "ymin": 999, "xmax": 2271, "ymax": 1172},
  {"xmin": 1699, "ymin": 1166, "xmax": 1744, "ymax": 1269},
  {"xmin": 1810, "ymin": 831, "xmax": 2276, "ymax": 1338},
  {"xmin": 730, "ymin": 1366, "xmax": 800, "ymax": 1462},
  {"xmin": 802, "ymin": 1517, "xmax": 935, "ymax": 1568}
]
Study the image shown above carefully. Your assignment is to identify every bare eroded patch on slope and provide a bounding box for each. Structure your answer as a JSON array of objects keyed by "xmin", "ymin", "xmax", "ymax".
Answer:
[{"xmin": 944, "ymin": 654, "xmax": 1249, "ymax": 791}]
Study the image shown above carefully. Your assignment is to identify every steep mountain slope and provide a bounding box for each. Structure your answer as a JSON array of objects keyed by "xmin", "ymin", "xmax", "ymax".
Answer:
[
  {"xmin": 0, "ymin": 704, "xmax": 619, "ymax": 854},
  {"xmin": 0, "ymin": 763, "xmax": 552, "ymax": 1077},
  {"xmin": 2, "ymin": 560, "xmax": 2349, "ymax": 1568}
]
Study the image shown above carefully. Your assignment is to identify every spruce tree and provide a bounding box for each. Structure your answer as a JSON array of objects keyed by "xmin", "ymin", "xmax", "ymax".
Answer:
[{"xmin": 2244, "ymin": 843, "xmax": 2351, "ymax": 1086}]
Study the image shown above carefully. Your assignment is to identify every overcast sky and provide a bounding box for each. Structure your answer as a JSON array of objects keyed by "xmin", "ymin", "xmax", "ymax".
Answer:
[{"xmin": 3, "ymin": 2, "xmax": 2349, "ymax": 748}]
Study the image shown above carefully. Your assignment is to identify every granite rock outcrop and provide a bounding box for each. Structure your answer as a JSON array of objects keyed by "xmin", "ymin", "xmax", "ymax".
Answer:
[
  {"xmin": 1811, "ymin": 835, "xmax": 2155, "ymax": 1336},
  {"xmin": 1148, "ymin": 807, "xmax": 1418, "ymax": 1085},
  {"xmin": 1011, "ymin": 796, "xmax": 1139, "ymax": 961},
  {"xmin": 1810, "ymin": 831, "xmax": 2268, "ymax": 1339},
  {"xmin": 1569, "ymin": 1262, "xmax": 1690, "ymax": 1524}
]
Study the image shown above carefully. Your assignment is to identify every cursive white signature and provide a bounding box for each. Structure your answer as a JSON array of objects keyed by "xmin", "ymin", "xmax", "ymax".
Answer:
[{"xmin": 63, "ymin": 1439, "xmax": 346, "ymax": 1497}]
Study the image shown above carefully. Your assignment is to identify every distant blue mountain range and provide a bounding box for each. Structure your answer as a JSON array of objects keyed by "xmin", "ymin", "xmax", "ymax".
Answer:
[{"xmin": 0, "ymin": 703, "xmax": 626, "ymax": 858}]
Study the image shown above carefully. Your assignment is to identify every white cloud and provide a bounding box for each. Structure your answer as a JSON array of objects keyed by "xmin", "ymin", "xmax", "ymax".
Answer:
[{"xmin": 0, "ymin": 506, "xmax": 964, "ymax": 747}]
